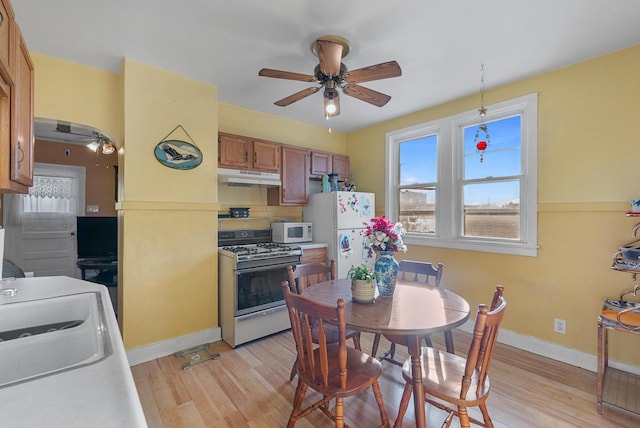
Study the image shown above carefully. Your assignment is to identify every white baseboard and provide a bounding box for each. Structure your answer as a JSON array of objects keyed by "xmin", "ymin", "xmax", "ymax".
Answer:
[
  {"xmin": 458, "ymin": 320, "xmax": 640, "ymax": 376},
  {"xmin": 126, "ymin": 327, "xmax": 222, "ymax": 366},
  {"xmin": 126, "ymin": 323, "xmax": 640, "ymax": 377}
]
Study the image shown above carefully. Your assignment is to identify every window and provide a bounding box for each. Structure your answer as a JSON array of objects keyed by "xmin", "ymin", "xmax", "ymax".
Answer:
[{"xmin": 386, "ymin": 93, "xmax": 537, "ymax": 256}]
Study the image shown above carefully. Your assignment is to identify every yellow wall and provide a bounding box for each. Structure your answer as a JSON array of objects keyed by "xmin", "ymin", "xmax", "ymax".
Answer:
[
  {"xmin": 118, "ymin": 59, "xmax": 219, "ymax": 348},
  {"xmin": 219, "ymin": 102, "xmax": 347, "ymax": 152},
  {"xmin": 217, "ymin": 102, "xmax": 347, "ymax": 223},
  {"xmin": 347, "ymin": 44, "xmax": 640, "ymax": 365},
  {"xmin": 31, "ymin": 54, "xmax": 122, "ymax": 144}
]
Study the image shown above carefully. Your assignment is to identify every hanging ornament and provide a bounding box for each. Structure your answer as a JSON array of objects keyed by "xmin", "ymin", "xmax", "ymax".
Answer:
[{"xmin": 472, "ymin": 64, "xmax": 491, "ymax": 163}]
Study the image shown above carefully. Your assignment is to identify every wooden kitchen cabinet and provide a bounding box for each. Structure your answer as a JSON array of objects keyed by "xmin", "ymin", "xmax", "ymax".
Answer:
[
  {"xmin": 300, "ymin": 246, "xmax": 328, "ymax": 266},
  {"xmin": 0, "ymin": 0, "xmax": 14, "ymax": 77},
  {"xmin": 10, "ymin": 25, "xmax": 34, "ymax": 187},
  {"xmin": 332, "ymin": 154, "xmax": 350, "ymax": 181},
  {"xmin": 252, "ymin": 139, "xmax": 280, "ymax": 172},
  {"xmin": 309, "ymin": 150, "xmax": 350, "ymax": 181},
  {"xmin": 218, "ymin": 132, "xmax": 280, "ymax": 173},
  {"xmin": 219, "ymin": 133, "xmax": 250, "ymax": 168},
  {"xmin": 310, "ymin": 151, "xmax": 332, "ymax": 177},
  {"xmin": 0, "ymin": 1, "xmax": 34, "ymax": 193},
  {"xmin": 267, "ymin": 145, "xmax": 309, "ymax": 206}
]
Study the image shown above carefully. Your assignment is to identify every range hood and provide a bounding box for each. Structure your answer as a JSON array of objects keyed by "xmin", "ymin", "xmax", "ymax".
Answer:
[{"xmin": 217, "ymin": 168, "xmax": 281, "ymax": 187}]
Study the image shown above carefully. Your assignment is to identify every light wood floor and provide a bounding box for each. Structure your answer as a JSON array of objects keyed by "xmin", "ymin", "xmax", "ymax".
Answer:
[{"xmin": 132, "ymin": 330, "xmax": 640, "ymax": 427}]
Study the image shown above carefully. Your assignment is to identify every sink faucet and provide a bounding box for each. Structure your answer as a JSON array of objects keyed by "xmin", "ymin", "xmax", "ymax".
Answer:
[{"xmin": 0, "ymin": 288, "xmax": 17, "ymax": 297}]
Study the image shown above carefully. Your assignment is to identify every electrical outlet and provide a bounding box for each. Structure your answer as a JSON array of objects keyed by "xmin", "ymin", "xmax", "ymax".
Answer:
[{"xmin": 554, "ymin": 318, "xmax": 567, "ymax": 334}]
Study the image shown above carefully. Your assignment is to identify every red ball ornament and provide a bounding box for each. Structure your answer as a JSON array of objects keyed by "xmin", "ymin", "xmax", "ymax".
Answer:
[{"xmin": 476, "ymin": 141, "xmax": 487, "ymax": 151}]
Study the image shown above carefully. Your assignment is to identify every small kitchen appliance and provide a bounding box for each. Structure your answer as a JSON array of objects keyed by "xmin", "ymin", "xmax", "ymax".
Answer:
[{"xmin": 271, "ymin": 222, "xmax": 313, "ymax": 244}]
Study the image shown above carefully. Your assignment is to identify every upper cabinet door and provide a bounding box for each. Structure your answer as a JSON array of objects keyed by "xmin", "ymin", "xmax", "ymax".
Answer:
[
  {"xmin": 252, "ymin": 139, "xmax": 280, "ymax": 173},
  {"xmin": 268, "ymin": 145, "xmax": 309, "ymax": 206},
  {"xmin": 0, "ymin": 0, "xmax": 14, "ymax": 80},
  {"xmin": 310, "ymin": 151, "xmax": 331, "ymax": 178},
  {"xmin": 332, "ymin": 154, "xmax": 350, "ymax": 181},
  {"xmin": 10, "ymin": 25, "xmax": 34, "ymax": 187},
  {"xmin": 218, "ymin": 133, "xmax": 250, "ymax": 169}
]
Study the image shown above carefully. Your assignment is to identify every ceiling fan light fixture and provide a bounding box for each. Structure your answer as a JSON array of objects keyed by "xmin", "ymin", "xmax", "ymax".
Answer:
[
  {"xmin": 325, "ymin": 100, "xmax": 336, "ymax": 115},
  {"xmin": 324, "ymin": 87, "xmax": 339, "ymax": 117}
]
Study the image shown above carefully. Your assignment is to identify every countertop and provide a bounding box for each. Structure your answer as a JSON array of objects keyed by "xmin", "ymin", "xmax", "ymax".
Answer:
[
  {"xmin": 299, "ymin": 242, "xmax": 329, "ymax": 249},
  {"xmin": 0, "ymin": 276, "xmax": 147, "ymax": 428}
]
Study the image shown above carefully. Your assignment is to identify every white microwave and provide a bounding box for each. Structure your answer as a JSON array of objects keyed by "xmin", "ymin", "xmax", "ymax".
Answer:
[{"xmin": 271, "ymin": 222, "xmax": 313, "ymax": 243}]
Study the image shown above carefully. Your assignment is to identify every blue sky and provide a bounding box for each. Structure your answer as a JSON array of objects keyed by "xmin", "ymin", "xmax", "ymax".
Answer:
[{"xmin": 400, "ymin": 115, "xmax": 521, "ymax": 206}]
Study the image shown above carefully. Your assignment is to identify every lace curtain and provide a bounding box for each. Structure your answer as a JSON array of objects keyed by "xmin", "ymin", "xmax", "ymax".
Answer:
[
  {"xmin": 3, "ymin": 165, "xmax": 85, "ymax": 232},
  {"xmin": 24, "ymin": 175, "xmax": 75, "ymax": 212}
]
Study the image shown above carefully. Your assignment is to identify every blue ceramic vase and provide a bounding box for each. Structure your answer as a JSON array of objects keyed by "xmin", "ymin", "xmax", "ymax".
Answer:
[{"xmin": 374, "ymin": 251, "xmax": 399, "ymax": 297}]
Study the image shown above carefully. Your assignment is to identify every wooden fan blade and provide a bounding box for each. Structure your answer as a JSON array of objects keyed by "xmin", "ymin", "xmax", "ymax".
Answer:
[
  {"xmin": 342, "ymin": 84, "xmax": 391, "ymax": 107},
  {"xmin": 345, "ymin": 61, "xmax": 402, "ymax": 84},
  {"xmin": 259, "ymin": 68, "xmax": 316, "ymax": 82},
  {"xmin": 316, "ymin": 40, "xmax": 343, "ymax": 77},
  {"xmin": 274, "ymin": 87, "xmax": 320, "ymax": 107}
]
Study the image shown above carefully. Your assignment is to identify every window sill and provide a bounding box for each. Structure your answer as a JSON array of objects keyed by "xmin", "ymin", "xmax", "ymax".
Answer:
[{"xmin": 405, "ymin": 235, "xmax": 538, "ymax": 257}]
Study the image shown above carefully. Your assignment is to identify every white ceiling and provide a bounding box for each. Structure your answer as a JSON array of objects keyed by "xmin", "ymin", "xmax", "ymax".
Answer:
[{"xmin": 13, "ymin": 0, "xmax": 640, "ymax": 134}]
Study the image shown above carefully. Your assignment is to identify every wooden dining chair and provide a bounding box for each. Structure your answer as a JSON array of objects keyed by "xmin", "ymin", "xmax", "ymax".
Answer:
[
  {"xmin": 371, "ymin": 260, "xmax": 450, "ymax": 365},
  {"xmin": 289, "ymin": 260, "xmax": 336, "ymax": 294},
  {"xmin": 287, "ymin": 261, "xmax": 362, "ymax": 381},
  {"xmin": 281, "ymin": 281, "xmax": 390, "ymax": 428},
  {"xmin": 393, "ymin": 286, "xmax": 507, "ymax": 428}
]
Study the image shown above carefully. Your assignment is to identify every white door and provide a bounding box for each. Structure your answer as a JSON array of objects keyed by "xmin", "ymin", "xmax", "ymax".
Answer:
[{"xmin": 3, "ymin": 163, "xmax": 86, "ymax": 277}]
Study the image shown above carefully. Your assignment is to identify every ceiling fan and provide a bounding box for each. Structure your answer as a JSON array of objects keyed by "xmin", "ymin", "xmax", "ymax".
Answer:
[{"xmin": 259, "ymin": 35, "xmax": 401, "ymax": 118}]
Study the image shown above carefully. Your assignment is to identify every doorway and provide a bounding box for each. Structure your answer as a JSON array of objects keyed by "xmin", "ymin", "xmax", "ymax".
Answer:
[{"xmin": 3, "ymin": 163, "xmax": 86, "ymax": 277}]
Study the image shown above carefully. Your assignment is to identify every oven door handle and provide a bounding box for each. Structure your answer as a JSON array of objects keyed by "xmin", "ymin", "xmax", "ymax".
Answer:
[
  {"xmin": 236, "ymin": 262, "xmax": 294, "ymax": 274},
  {"xmin": 237, "ymin": 304, "xmax": 286, "ymax": 321}
]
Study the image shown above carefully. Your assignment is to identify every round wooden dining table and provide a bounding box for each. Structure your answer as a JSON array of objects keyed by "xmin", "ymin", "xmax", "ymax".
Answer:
[{"xmin": 301, "ymin": 278, "xmax": 470, "ymax": 428}]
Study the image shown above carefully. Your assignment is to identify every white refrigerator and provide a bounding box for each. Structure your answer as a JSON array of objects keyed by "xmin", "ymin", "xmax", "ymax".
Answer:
[{"xmin": 303, "ymin": 191, "xmax": 376, "ymax": 279}]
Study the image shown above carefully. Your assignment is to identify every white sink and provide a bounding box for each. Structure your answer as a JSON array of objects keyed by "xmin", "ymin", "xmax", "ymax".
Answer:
[{"xmin": 0, "ymin": 291, "xmax": 112, "ymax": 388}]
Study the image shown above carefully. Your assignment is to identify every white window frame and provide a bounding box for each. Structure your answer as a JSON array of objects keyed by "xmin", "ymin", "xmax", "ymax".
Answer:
[{"xmin": 385, "ymin": 93, "xmax": 538, "ymax": 257}]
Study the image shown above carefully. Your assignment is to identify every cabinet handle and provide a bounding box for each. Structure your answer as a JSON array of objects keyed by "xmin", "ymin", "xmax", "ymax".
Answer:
[
  {"xmin": 0, "ymin": 11, "xmax": 4, "ymax": 27},
  {"xmin": 245, "ymin": 151, "xmax": 248, "ymax": 162},
  {"xmin": 17, "ymin": 140, "xmax": 25, "ymax": 170},
  {"xmin": 254, "ymin": 152, "xmax": 257, "ymax": 164}
]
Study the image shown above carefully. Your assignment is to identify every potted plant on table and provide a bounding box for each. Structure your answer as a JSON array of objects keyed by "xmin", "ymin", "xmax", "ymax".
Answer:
[{"xmin": 347, "ymin": 263, "xmax": 379, "ymax": 304}]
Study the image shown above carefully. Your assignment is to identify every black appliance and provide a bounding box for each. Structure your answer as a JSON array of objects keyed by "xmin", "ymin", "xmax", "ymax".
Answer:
[{"xmin": 76, "ymin": 216, "xmax": 117, "ymax": 261}]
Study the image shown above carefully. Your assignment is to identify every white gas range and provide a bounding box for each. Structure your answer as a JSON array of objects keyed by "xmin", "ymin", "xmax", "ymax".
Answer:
[{"xmin": 218, "ymin": 229, "xmax": 301, "ymax": 348}]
